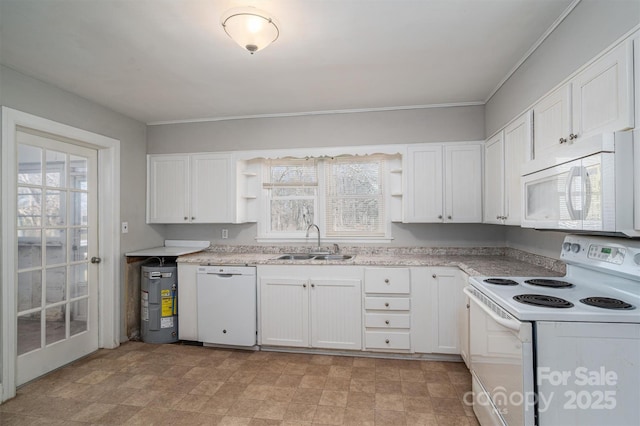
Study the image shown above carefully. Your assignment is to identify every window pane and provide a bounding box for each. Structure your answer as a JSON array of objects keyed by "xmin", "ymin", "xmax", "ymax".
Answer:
[
  {"xmin": 45, "ymin": 190, "xmax": 66, "ymax": 226},
  {"xmin": 70, "ymin": 264, "xmax": 88, "ymax": 298},
  {"xmin": 18, "ymin": 312, "xmax": 42, "ymax": 355},
  {"xmin": 70, "ymin": 192, "xmax": 88, "ymax": 226},
  {"xmin": 46, "ymin": 229, "xmax": 66, "ymax": 265},
  {"xmin": 18, "ymin": 229, "xmax": 42, "ymax": 269},
  {"xmin": 46, "ymin": 305, "xmax": 66, "ymax": 345},
  {"xmin": 272, "ymin": 187, "xmax": 316, "ymax": 197},
  {"xmin": 18, "ymin": 144, "xmax": 42, "ymax": 185},
  {"xmin": 327, "ymin": 196, "xmax": 384, "ymax": 236},
  {"xmin": 18, "ymin": 187, "xmax": 42, "ymax": 227},
  {"xmin": 270, "ymin": 199, "xmax": 314, "ymax": 232},
  {"xmin": 46, "ymin": 266, "xmax": 66, "ymax": 304},
  {"xmin": 70, "ymin": 228, "xmax": 88, "ymax": 262},
  {"xmin": 265, "ymin": 159, "xmax": 317, "ymax": 186},
  {"xmin": 18, "ymin": 270, "xmax": 42, "ymax": 312},
  {"xmin": 46, "ymin": 150, "xmax": 66, "ymax": 188},
  {"xmin": 69, "ymin": 155, "xmax": 88, "ymax": 190},
  {"xmin": 70, "ymin": 298, "xmax": 88, "ymax": 336}
]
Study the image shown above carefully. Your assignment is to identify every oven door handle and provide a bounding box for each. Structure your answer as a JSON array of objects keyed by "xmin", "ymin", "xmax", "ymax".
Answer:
[{"xmin": 464, "ymin": 287, "xmax": 522, "ymax": 332}]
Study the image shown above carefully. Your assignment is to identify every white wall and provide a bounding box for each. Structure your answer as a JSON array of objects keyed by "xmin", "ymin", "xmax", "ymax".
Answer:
[{"xmin": 0, "ymin": 65, "xmax": 164, "ymax": 343}]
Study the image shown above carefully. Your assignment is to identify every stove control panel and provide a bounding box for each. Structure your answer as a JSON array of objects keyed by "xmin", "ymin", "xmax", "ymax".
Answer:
[{"xmin": 587, "ymin": 244, "xmax": 625, "ymax": 265}]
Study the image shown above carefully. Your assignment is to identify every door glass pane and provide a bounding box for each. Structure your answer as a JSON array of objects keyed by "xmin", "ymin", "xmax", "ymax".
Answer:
[
  {"xmin": 46, "ymin": 150, "xmax": 66, "ymax": 188},
  {"xmin": 45, "ymin": 190, "xmax": 66, "ymax": 226},
  {"xmin": 17, "ymin": 311, "xmax": 41, "ymax": 355},
  {"xmin": 70, "ymin": 299, "xmax": 88, "ymax": 336},
  {"xmin": 46, "ymin": 266, "xmax": 66, "ymax": 304},
  {"xmin": 70, "ymin": 192, "xmax": 87, "ymax": 226},
  {"xmin": 69, "ymin": 155, "xmax": 87, "ymax": 190},
  {"xmin": 45, "ymin": 306, "xmax": 66, "ymax": 345},
  {"xmin": 18, "ymin": 229, "xmax": 42, "ymax": 269},
  {"xmin": 45, "ymin": 229, "xmax": 66, "ymax": 265},
  {"xmin": 18, "ymin": 187, "xmax": 42, "ymax": 227},
  {"xmin": 18, "ymin": 271, "xmax": 42, "ymax": 312},
  {"xmin": 70, "ymin": 264, "xmax": 88, "ymax": 298},
  {"xmin": 70, "ymin": 228, "xmax": 88, "ymax": 262},
  {"xmin": 18, "ymin": 144, "xmax": 42, "ymax": 185}
]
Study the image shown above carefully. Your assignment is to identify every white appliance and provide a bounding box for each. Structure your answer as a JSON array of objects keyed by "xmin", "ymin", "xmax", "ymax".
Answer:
[
  {"xmin": 521, "ymin": 131, "xmax": 638, "ymax": 236},
  {"xmin": 466, "ymin": 235, "xmax": 640, "ymax": 426},
  {"xmin": 196, "ymin": 266, "xmax": 257, "ymax": 347}
]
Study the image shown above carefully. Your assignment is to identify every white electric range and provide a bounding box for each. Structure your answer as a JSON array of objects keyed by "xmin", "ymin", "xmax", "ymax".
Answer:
[{"xmin": 465, "ymin": 235, "xmax": 640, "ymax": 426}]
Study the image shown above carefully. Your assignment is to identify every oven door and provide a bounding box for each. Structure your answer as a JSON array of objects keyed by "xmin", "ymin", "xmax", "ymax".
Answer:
[{"xmin": 465, "ymin": 287, "xmax": 535, "ymax": 426}]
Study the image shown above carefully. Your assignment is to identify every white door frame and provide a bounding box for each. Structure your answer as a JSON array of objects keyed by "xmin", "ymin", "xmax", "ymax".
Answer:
[{"xmin": 1, "ymin": 107, "xmax": 121, "ymax": 402}]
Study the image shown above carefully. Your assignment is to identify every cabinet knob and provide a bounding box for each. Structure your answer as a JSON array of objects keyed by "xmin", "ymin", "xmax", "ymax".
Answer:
[
  {"xmin": 384, "ymin": 279, "xmax": 390, "ymax": 284},
  {"xmin": 191, "ymin": 216, "xmax": 195, "ymax": 220},
  {"xmin": 223, "ymin": 329, "xmax": 227, "ymax": 334},
  {"xmin": 559, "ymin": 137, "xmax": 567, "ymax": 144},
  {"xmin": 448, "ymin": 215, "xmax": 452, "ymax": 220},
  {"xmin": 569, "ymin": 133, "xmax": 578, "ymax": 140},
  {"xmin": 438, "ymin": 215, "xmax": 443, "ymax": 219},
  {"xmin": 384, "ymin": 302, "xmax": 389, "ymax": 307},
  {"xmin": 466, "ymin": 303, "xmax": 470, "ymax": 309},
  {"xmin": 184, "ymin": 217, "xmax": 188, "ymax": 220},
  {"xmin": 385, "ymin": 339, "xmax": 390, "ymax": 344},
  {"xmin": 496, "ymin": 215, "xmax": 500, "ymax": 220},
  {"xmin": 432, "ymin": 274, "xmax": 437, "ymax": 278},
  {"xmin": 303, "ymin": 283, "xmax": 307, "ymax": 288},
  {"xmin": 385, "ymin": 320, "xmax": 390, "ymax": 325},
  {"xmin": 311, "ymin": 283, "xmax": 315, "ymax": 288}
]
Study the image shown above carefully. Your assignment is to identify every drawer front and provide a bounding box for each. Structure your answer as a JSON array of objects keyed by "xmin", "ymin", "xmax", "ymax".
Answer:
[
  {"xmin": 364, "ymin": 297, "xmax": 410, "ymax": 311},
  {"xmin": 365, "ymin": 331, "xmax": 411, "ymax": 350},
  {"xmin": 365, "ymin": 313, "xmax": 411, "ymax": 328},
  {"xmin": 364, "ymin": 268, "xmax": 410, "ymax": 294}
]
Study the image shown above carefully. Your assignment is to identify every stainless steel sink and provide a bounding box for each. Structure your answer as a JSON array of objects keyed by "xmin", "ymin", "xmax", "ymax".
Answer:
[
  {"xmin": 272, "ymin": 253, "xmax": 355, "ymax": 261},
  {"xmin": 273, "ymin": 254, "xmax": 315, "ymax": 260},
  {"xmin": 312, "ymin": 254, "xmax": 354, "ymax": 261}
]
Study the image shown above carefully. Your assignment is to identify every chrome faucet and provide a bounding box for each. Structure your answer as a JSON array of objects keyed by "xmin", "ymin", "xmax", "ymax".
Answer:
[{"xmin": 305, "ymin": 223, "xmax": 321, "ymax": 252}]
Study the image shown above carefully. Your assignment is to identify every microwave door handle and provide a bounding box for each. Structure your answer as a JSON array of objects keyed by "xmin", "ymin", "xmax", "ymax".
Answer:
[
  {"xmin": 581, "ymin": 167, "xmax": 592, "ymax": 217},
  {"xmin": 565, "ymin": 166, "xmax": 579, "ymax": 220}
]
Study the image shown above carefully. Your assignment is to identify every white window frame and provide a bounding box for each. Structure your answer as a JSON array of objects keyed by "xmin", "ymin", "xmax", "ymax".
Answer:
[{"xmin": 257, "ymin": 155, "xmax": 395, "ymax": 243}]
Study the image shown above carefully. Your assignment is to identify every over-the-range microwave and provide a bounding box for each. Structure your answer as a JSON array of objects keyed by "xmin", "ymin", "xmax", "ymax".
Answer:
[{"xmin": 521, "ymin": 130, "xmax": 639, "ymax": 237}]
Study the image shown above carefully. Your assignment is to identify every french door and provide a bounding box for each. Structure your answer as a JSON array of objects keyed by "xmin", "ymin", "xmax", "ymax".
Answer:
[{"xmin": 15, "ymin": 127, "xmax": 99, "ymax": 385}]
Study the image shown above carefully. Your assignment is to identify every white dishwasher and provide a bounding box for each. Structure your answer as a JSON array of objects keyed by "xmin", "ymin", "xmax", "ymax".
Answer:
[{"xmin": 196, "ymin": 266, "xmax": 257, "ymax": 347}]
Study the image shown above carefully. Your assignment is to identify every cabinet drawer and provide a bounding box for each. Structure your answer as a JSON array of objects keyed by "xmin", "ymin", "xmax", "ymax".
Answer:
[
  {"xmin": 365, "ymin": 313, "xmax": 410, "ymax": 328},
  {"xmin": 364, "ymin": 268, "xmax": 410, "ymax": 294},
  {"xmin": 365, "ymin": 331, "xmax": 411, "ymax": 350},
  {"xmin": 364, "ymin": 297, "xmax": 410, "ymax": 311}
]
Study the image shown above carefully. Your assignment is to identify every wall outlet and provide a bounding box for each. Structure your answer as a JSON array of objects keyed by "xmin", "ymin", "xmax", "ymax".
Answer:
[
  {"xmin": 121, "ymin": 222, "xmax": 129, "ymax": 233},
  {"xmin": 221, "ymin": 229, "xmax": 228, "ymax": 239}
]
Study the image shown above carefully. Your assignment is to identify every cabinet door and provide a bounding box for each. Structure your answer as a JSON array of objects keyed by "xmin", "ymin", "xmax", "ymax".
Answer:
[
  {"xmin": 191, "ymin": 153, "xmax": 233, "ymax": 223},
  {"xmin": 147, "ymin": 155, "xmax": 190, "ymax": 223},
  {"xmin": 310, "ymin": 278, "xmax": 362, "ymax": 350},
  {"xmin": 572, "ymin": 40, "xmax": 634, "ymax": 140},
  {"xmin": 404, "ymin": 144, "xmax": 443, "ymax": 222},
  {"xmin": 259, "ymin": 277, "xmax": 309, "ymax": 347},
  {"xmin": 483, "ymin": 132, "xmax": 504, "ymax": 225},
  {"xmin": 533, "ymin": 84, "xmax": 572, "ymax": 161},
  {"xmin": 445, "ymin": 144, "xmax": 482, "ymax": 222},
  {"xmin": 177, "ymin": 264, "xmax": 198, "ymax": 340},
  {"xmin": 429, "ymin": 268, "xmax": 459, "ymax": 354},
  {"xmin": 503, "ymin": 111, "xmax": 532, "ymax": 226}
]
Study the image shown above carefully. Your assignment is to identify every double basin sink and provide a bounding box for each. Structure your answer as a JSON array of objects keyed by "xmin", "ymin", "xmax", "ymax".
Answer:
[{"xmin": 273, "ymin": 253, "xmax": 355, "ymax": 261}]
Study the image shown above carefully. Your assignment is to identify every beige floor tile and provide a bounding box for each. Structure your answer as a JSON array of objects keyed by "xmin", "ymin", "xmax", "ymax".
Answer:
[
  {"xmin": 352, "ymin": 358, "xmax": 376, "ymax": 368},
  {"xmin": 313, "ymin": 405, "xmax": 345, "ymax": 425},
  {"xmin": 74, "ymin": 369, "xmax": 113, "ymax": 384},
  {"xmin": 70, "ymin": 402, "xmax": 117, "ymax": 422},
  {"xmin": 375, "ymin": 393, "xmax": 404, "ymax": 411},
  {"xmin": 436, "ymin": 414, "xmax": 473, "ymax": 426},
  {"xmin": 375, "ymin": 409, "xmax": 407, "ymax": 425},
  {"xmin": 405, "ymin": 411, "xmax": 438, "ymax": 426},
  {"xmin": 201, "ymin": 395, "xmax": 237, "ymax": 416},
  {"xmin": 329, "ymin": 365, "xmax": 353, "ymax": 379},
  {"xmin": 299, "ymin": 374, "xmax": 327, "ymax": 389},
  {"xmin": 239, "ymin": 384, "xmax": 272, "ymax": 401},
  {"xmin": 218, "ymin": 416, "xmax": 252, "ymax": 426},
  {"xmin": 350, "ymin": 378, "xmax": 376, "ymax": 394},
  {"xmin": 347, "ymin": 391, "xmax": 375, "ymax": 409},
  {"xmin": 325, "ymin": 377, "xmax": 351, "ymax": 391},
  {"xmin": 173, "ymin": 394, "xmax": 212, "ymax": 412},
  {"xmin": 351, "ymin": 367, "xmax": 376, "ymax": 381},
  {"xmin": 402, "ymin": 395, "xmax": 433, "ymax": 413},
  {"xmin": 431, "ymin": 398, "xmax": 467, "ymax": 416},
  {"xmin": 214, "ymin": 383, "xmax": 249, "ymax": 399},
  {"xmin": 189, "ymin": 380, "xmax": 225, "ymax": 396},
  {"xmin": 375, "ymin": 380, "xmax": 402, "ymax": 395},
  {"xmin": 401, "ymin": 382, "xmax": 430, "ymax": 397},
  {"xmin": 427, "ymin": 382, "xmax": 457, "ymax": 398},
  {"xmin": 283, "ymin": 403, "xmax": 317, "ymax": 422},
  {"xmin": 251, "ymin": 372, "xmax": 281, "ymax": 386},
  {"xmin": 292, "ymin": 388, "xmax": 323, "ymax": 405},
  {"xmin": 311, "ymin": 355, "xmax": 335, "ymax": 365},
  {"xmin": 376, "ymin": 367, "xmax": 401, "ymax": 381},
  {"xmin": 226, "ymin": 398, "xmax": 261, "ymax": 418},
  {"xmin": 265, "ymin": 386, "xmax": 296, "ymax": 403},
  {"xmin": 400, "ymin": 369, "xmax": 426, "ymax": 382},
  {"xmin": 305, "ymin": 364, "xmax": 332, "ymax": 376},
  {"xmin": 319, "ymin": 390, "xmax": 349, "ymax": 407},
  {"xmin": 284, "ymin": 362, "xmax": 308, "ymax": 375},
  {"xmin": 344, "ymin": 406, "xmax": 375, "ymax": 425},
  {"xmin": 253, "ymin": 401, "xmax": 288, "ymax": 420},
  {"xmin": 275, "ymin": 374, "xmax": 302, "ymax": 387}
]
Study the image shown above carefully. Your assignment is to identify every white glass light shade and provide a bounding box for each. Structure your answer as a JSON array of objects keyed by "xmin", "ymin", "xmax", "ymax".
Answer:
[{"xmin": 221, "ymin": 7, "xmax": 280, "ymax": 54}]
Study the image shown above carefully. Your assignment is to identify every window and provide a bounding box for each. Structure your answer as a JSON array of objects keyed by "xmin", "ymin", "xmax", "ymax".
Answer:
[{"xmin": 261, "ymin": 154, "xmax": 396, "ymax": 240}]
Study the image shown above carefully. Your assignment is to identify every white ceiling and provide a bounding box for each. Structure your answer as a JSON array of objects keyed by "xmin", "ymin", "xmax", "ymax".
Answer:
[{"xmin": 0, "ymin": 0, "xmax": 575, "ymax": 124}]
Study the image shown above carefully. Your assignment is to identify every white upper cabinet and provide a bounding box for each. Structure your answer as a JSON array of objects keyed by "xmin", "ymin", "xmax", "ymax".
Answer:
[
  {"xmin": 147, "ymin": 154, "xmax": 190, "ymax": 223},
  {"xmin": 532, "ymin": 40, "xmax": 634, "ymax": 163},
  {"xmin": 404, "ymin": 142, "xmax": 482, "ymax": 223},
  {"xmin": 483, "ymin": 132, "xmax": 504, "ymax": 225},
  {"xmin": 572, "ymin": 40, "xmax": 634, "ymax": 140},
  {"xmin": 485, "ymin": 111, "xmax": 532, "ymax": 226},
  {"xmin": 147, "ymin": 153, "xmax": 235, "ymax": 224}
]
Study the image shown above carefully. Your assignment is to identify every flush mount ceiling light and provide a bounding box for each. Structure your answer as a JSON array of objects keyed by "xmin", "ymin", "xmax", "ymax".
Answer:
[{"xmin": 221, "ymin": 7, "xmax": 280, "ymax": 54}]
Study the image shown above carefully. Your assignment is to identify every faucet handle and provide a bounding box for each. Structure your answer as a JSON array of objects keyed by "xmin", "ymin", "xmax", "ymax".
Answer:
[{"xmin": 333, "ymin": 243, "xmax": 340, "ymax": 254}]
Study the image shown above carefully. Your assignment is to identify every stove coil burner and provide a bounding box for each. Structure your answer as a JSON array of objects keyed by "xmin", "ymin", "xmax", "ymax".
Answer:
[
  {"xmin": 524, "ymin": 279, "xmax": 574, "ymax": 288},
  {"xmin": 484, "ymin": 278, "xmax": 519, "ymax": 286},
  {"xmin": 580, "ymin": 297, "xmax": 635, "ymax": 310},
  {"xmin": 513, "ymin": 294, "xmax": 574, "ymax": 308}
]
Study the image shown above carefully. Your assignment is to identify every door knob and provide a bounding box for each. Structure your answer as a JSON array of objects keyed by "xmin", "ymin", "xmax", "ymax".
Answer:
[{"xmin": 91, "ymin": 257, "xmax": 101, "ymax": 264}]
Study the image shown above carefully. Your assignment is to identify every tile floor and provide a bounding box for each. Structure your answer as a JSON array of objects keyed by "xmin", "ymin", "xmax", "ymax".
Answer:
[{"xmin": 0, "ymin": 341, "xmax": 479, "ymax": 425}]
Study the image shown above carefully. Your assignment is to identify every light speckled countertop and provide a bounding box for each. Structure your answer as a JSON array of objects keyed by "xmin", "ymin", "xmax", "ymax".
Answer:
[{"xmin": 178, "ymin": 247, "xmax": 565, "ymax": 277}]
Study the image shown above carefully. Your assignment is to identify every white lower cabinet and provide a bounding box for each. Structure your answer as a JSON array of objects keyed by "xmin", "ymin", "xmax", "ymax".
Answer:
[
  {"xmin": 177, "ymin": 263, "xmax": 198, "ymax": 341},
  {"xmin": 258, "ymin": 266, "xmax": 362, "ymax": 350},
  {"xmin": 363, "ymin": 267, "xmax": 412, "ymax": 351}
]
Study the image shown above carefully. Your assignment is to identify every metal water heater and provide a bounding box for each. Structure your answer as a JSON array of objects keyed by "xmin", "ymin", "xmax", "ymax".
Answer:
[{"xmin": 141, "ymin": 262, "xmax": 178, "ymax": 343}]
